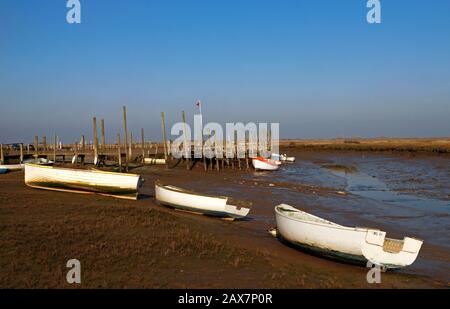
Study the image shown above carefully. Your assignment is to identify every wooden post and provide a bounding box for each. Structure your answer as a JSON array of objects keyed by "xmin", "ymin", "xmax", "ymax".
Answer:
[
  {"xmin": 81, "ymin": 135, "xmax": 85, "ymax": 153},
  {"xmin": 101, "ymin": 119, "xmax": 105, "ymax": 150},
  {"xmin": 122, "ymin": 106, "xmax": 129, "ymax": 169},
  {"xmin": 129, "ymin": 130, "xmax": 133, "ymax": 160},
  {"xmin": 19, "ymin": 143, "xmax": 23, "ymax": 163},
  {"xmin": 182, "ymin": 111, "xmax": 190, "ymax": 170},
  {"xmin": 161, "ymin": 112, "xmax": 168, "ymax": 167},
  {"xmin": 141, "ymin": 128, "xmax": 145, "ymax": 163},
  {"xmin": 73, "ymin": 136, "xmax": 78, "ymax": 165},
  {"xmin": 214, "ymin": 132, "xmax": 219, "ymax": 171},
  {"xmin": 235, "ymin": 131, "xmax": 241, "ymax": 170},
  {"xmin": 0, "ymin": 144, "xmax": 3, "ymax": 165},
  {"xmin": 268, "ymin": 127, "xmax": 272, "ymax": 152},
  {"xmin": 34, "ymin": 136, "xmax": 39, "ymax": 158},
  {"xmin": 245, "ymin": 134, "xmax": 250, "ymax": 170},
  {"xmin": 53, "ymin": 133, "xmax": 57, "ymax": 163},
  {"xmin": 42, "ymin": 136, "xmax": 47, "ymax": 153},
  {"xmin": 92, "ymin": 117, "xmax": 99, "ymax": 163},
  {"xmin": 117, "ymin": 133, "xmax": 122, "ymax": 172}
]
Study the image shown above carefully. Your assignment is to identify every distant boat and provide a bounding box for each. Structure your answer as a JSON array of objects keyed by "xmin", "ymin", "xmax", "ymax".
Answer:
[
  {"xmin": 272, "ymin": 204, "xmax": 423, "ymax": 269},
  {"xmin": 23, "ymin": 158, "xmax": 54, "ymax": 166},
  {"xmin": 252, "ymin": 157, "xmax": 280, "ymax": 171},
  {"xmin": 0, "ymin": 164, "xmax": 24, "ymax": 172},
  {"xmin": 25, "ymin": 163, "xmax": 143, "ymax": 200},
  {"xmin": 155, "ymin": 180, "xmax": 251, "ymax": 220},
  {"xmin": 271, "ymin": 153, "xmax": 295, "ymax": 162},
  {"xmin": 144, "ymin": 158, "xmax": 166, "ymax": 165}
]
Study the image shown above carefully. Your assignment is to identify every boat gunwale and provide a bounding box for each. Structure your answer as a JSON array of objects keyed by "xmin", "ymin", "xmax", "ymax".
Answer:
[
  {"xmin": 275, "ymin": 204, "xmax": 379, "ymax": 233},
  {"xmin": 25, "ymin": 163, "xmax": 141, "ymax": 178},
  {"xmin": 275, "ymin": 204, "xmax": 423, "ymax": 243},
  {"xmin": 155, "ymin": 180, "xmax": 251, "ymax": 208}
]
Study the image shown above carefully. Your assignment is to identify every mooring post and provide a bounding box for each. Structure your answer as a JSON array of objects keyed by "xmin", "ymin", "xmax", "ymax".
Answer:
[
  {"xmin": 122, "ymin": 106, "xmax": 129, "ymax": 170},
  {"xmin": 161, "ymin": 112, "xmax": 168, "ymax": 168},
  {"xmin": 42, "ymin": 136, "xmax": 47, "ymax": 154},
  {"xmin": 129, "ymin": 130, "xmax": 133, "ymax": 160},
  {"xmin": 182, "ymin": 111, "xmax": 190, "ymax": 170},
  {"xmin": 235, "ymin": 131, "xmax": 241, "ymax": 170},
  {"xmin": 73, "ymin": 136, "xmax": 78, "ymax": 165},
  {"xmin": 101, "ymin": 118, "xmax": 105, "ymax": 150},
  {"xmin": 0, "ymin": 144, "xmax": 3, "ymax": 165},
  {"xmin": 19, "ymin": 143, "xmax": 23, "ymax": 163},
  {"xmin": 53, "ymin": 133, "xmax": 57, "ymax": 163},
  {"xmin": 117, "ymin": 133, "xmax": 122, "ymax": 172},
  {"xmin": 92, "ymin": 117, "xmax": 99, "ymax": 164},
  {"xmin": 81, "ymin": 135, "xmax": 85, "ymax": 153},
  {"xmin": 34, "ymin": 136, "xmax": 39, "ymax": 158},
  {"xmin": 141, "ymin": 128, "xmax": 145, "ymax": 163},
  {"xmin": 214, "ymin": 132, "xmax": 220, "ymax": 171}
]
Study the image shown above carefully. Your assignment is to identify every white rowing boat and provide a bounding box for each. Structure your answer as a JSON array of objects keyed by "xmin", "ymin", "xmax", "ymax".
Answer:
[
  {"xmin": 0, "ymin": 164, "xmax": 24, "ymax": 171},
  {"xmin": 271, "ymin": 153, "xmax": 296, "ymax": 162},
  {"xmin": 25, "ymin": 163, "xmax": 143, "ymax": 200},
  {"xmin": 272, "ymin": 204, "xmax": 423, "ymax": 269},
  {"xmin": 155, "ymin": 180, "xmax": 251, "ymax": 220},
  {"xmin": 252, "ymin": 157, "xmax": 280, "ymax": 171}
]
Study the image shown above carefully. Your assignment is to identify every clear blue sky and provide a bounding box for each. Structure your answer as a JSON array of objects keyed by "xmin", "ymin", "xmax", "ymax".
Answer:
[{"xmin": 1, "ymin": 0, "xmax": 449, "ymax": 143}]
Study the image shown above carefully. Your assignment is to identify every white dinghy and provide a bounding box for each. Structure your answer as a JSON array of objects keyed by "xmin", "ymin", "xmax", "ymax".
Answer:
[
  {"xmin": 252, "ymin": 157, "xmax": 280, "ymax": 171},
  {"xmin": 25, "ymin": 163, "xmax": 143, "ymax": 200},
  {"xmin": 273, "ymin": 204, "xmax": 423, "ymax": 269},
  {"xmin": 271, "ymin": 153, "xmax": 296, "ymax": 162},
  {"xmin": 155, "ymin": 180, "xmax": 251, "ymax": 220}
]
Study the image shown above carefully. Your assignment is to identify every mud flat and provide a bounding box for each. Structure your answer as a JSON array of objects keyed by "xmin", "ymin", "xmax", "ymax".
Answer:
[
  {"xmin": 280, "ymin": 138, "xmax": 450, "ymax": 153},
  {"xmin": 0, "ymin": 151, "xmax": 448, "ymax": 288}
]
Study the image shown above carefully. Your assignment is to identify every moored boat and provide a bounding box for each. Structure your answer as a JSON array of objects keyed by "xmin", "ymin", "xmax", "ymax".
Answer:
[
  {"xmin": 252, "ymin": 157, "xmax": 280, "ymax": 171},
  {"xmin": 25, "ymin": 163, "xmax": 143, "ymax": 200},
  {"xmin": 155, "ymin": 180, "xmax": 251, "ymax": 220},
  {"xmin": 271, "ymin": 153, "xmax": 295, "ymax": 162},
  {"xmin": 272, "ymin": 204, "xmax": 423, "ymax": 269}
]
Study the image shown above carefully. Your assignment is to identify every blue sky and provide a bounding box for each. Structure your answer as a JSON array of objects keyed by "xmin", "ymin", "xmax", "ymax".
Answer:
[{"xmin": 1, "ymin": 0, "xmax": 449, "ymax": 143}]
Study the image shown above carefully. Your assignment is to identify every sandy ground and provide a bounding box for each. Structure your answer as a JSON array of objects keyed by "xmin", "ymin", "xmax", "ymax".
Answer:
[{"xmin": 0, "ymin": 149, "xmax": 448, "ymax": 288}]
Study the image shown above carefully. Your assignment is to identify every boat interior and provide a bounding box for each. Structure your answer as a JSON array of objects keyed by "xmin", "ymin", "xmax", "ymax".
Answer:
[
  {"xmin": 277, "ymin": 204, "xmax": 342, "ymax": 227},
  {"xmin": 156, "ymin": 180, "xmax": 252, "ymax": 208},
  {"xmin": 382, "ymin": 238, "xmax": 405, "ymax": 253}
]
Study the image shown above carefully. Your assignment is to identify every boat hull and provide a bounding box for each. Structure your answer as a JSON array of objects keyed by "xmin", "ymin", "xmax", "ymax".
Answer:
[
  {"xmin": 252, "ymin": 158, "xmax": 280, "ymax": 171},
  {"xmin": 275, "ymin": 204, "xmax": 423, "ymax": 269},
  {"xmin": 155, "ymin": 181, "xmax": 250, "ymax": 219},
  {"xmin": 0, "ymin": 164, "xmax": 24, "ymax": 171},
  {"xmin": 25, "ymin": 163, "xmax": 142, "ymax": 200}
]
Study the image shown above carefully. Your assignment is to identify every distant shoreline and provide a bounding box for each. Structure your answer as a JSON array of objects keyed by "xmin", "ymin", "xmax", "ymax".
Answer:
[{"xmin": 279, "ymin": 138, "xmax": 450, "ymax": 154}]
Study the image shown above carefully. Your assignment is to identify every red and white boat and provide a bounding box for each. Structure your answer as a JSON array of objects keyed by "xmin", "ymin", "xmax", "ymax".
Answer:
[{"xmin": 252, "ymin": 157, "xmax": 280, "ymax": 171}]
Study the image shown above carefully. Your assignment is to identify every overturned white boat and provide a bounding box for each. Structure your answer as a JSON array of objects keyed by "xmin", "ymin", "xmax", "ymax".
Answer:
[
  {"xmin": 273, "ymin": 204, "xmax": 423, "ymax": 269},
  {"xmin": 25, "ymin": 163, "xmax": 143, "ymax": 200},
  {"xmin": 155, "ymin": 180, "xmax": 251, "ymax": 220},
  {"xmin": 252, "ymin": 157, "xmax": 280, "ymax": 171}
]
